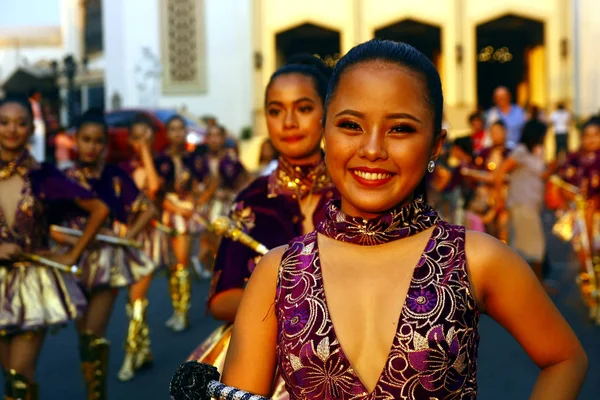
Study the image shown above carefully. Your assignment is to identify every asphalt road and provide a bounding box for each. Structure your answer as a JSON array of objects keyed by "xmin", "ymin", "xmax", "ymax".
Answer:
[{"xmin": 1, "ymin": 227, "xmax": 599, "ymax": 399}]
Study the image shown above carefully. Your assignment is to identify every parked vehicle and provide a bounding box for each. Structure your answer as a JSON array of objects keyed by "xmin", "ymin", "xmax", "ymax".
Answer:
[{"xmin": 103, "ymin": 109, "xmax": 206, "ymax": 163}]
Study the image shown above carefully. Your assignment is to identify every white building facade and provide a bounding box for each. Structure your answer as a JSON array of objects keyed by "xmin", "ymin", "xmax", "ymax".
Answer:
[{"xmin": 1, "ymin": 0, "xmax": 600, "ymax": 152}]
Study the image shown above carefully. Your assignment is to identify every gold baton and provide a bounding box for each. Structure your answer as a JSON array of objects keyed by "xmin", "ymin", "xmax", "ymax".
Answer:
[
  {"xmin": 211, "ymin": 216, "xmax": 269, "ymax": 255},
  {"xmin": 22, "ymin": 253, "xmax": 81, "ymax": 277}
]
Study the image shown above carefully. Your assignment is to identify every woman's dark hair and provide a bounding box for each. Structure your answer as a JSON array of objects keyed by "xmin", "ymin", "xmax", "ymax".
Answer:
[
  {"xmin": 491, "ymin": 120, "xmax": 506, "ymax": 130},
  {"xmin": 0, "ymin": 94, "xmax": 34, "ymax": 121},
  {"xmin": 453, "ymin": 136, "xmax": 473, "ymax": 157},
  {"xmin": 324, "ymin": 39, "xmax": 444, "ymax": 134},
  {"xmin": 129, "ymin": 113, "xmax": 155, "ymax": 133},
  {"xmin": 519, "ymin": 120, "xmax": 547, "ymax": 152},
  {"xmin": 259, "ymin": 138, "xmax": 279, "ymax": 164},
  {"xmin": 468, "ymin": 111, "xmax": 482, "ymax": 124},
  {"xmin": 76, "ymin": 108, "xmax": 107, "ymax": 135},
  {"xmin": 265, "ymin": 54, "xmax": 332, "ymax": 105},
  {"xmin": 165, "ymin": 114, "xmax": 187, "ymax": 129},
  {"xmin": 582, "ymin": 116, "xmax": 600, "ymax": 132}
]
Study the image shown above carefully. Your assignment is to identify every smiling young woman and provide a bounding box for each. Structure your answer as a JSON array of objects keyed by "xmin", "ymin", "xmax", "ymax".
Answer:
[{"xmin": 221, "ymin": 40, "xmax": 588, "ymax": 399}]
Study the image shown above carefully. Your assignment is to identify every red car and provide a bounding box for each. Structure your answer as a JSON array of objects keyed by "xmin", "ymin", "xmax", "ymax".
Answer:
[{"xmin": 103, "ymin": 109, "xmax": 206, "ymax": 163}]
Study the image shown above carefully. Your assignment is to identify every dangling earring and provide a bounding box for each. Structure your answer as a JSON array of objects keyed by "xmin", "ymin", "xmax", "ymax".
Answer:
[{"xmin": 427, "ymin": 160, "xmax": 436, "ymax": 173}]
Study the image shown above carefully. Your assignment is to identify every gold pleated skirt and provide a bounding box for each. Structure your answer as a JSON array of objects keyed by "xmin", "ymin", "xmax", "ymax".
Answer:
[
  {"xmin": 0, "ymin": 264, "xmax": 86, "ymax": 336},
  {"xmin": 78, "ymin": 243, "xmax": 156, "ymax": 291}
]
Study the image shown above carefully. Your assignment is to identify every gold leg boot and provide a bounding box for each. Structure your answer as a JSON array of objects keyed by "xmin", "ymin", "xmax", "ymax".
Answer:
[
  {"xmin": 79, "ymin": 332, "xmax": 110, "ymax": 400},
  {"xmin": 117, "ymin": 302, "xmax": 138, "ymax": 382},
  {"xmin": 133, "ymin": 299, "xmax": 153, "ymax": 370},
  {"xmin": 165, "ymin": 265, "xmax": 191, "ymax": 332},
  {"xmin": 117, "ymin": 299, "xmax": 152, "ymax": 382},
  {"xmin": 5, "ymin": 369, "xmax": 38, "ymax": 400}
]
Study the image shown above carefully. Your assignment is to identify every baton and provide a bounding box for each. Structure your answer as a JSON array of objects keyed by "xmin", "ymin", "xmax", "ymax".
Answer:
[
  {"xmin": 50, "ymin": 225, "xmax": 143, "ymax": 248},
  {"xmin": 211, "ymin": 216, "xmax": 269, "ymax": 255},
  {"xmin": 21, "ymin": 253, "xmax": 81, "ymax": 277},
  {"xmin": 170, "ymin": 361, "xmax": 269, "ymax": 400}
]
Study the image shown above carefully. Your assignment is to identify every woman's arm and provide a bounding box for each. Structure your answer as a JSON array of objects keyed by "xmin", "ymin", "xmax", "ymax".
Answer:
[
  {"xmin": 209, "ymin": 289, "xmax": 244, "ymax": 322},
  {"xmin": 52, "ymin": 198, "xmax": 109, "ymax": 265},
  {"xmin": 466, "ymin": 232, "xmax": 588, "ymax": 400},
  {"xmin": 139, "ymin": 137, "xmax": 161, "ymax": 199},
  {"xmin": 494, "ymin": 156, "xmax": 518, "ymax": 186},
  {"xmin": 221, "ymin": 246, "xmax": 285, "ymax": 396},
  {"xmin": 124, "ymin": 201, "xmax": 158, "ymax": 240},
  {"xmin": 196, "ymin": 175, "xmax": 220, "ymax": 207}
]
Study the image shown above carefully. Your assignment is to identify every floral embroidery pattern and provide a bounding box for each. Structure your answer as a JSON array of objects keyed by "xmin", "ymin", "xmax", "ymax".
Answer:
[
  {"xmin": 317, "ymin": 197, "xmax": 440, "ymax": 246},
  {"xmin": 276, "ymin": 222, "xmax": 479, "ymax": 399},
  {"xmin": 230, "ymin": 201, "xmax": 256, "ymax": 232}
]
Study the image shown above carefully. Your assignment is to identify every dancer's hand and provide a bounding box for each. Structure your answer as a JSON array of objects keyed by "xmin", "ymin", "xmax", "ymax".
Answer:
[{"xmin": 0, "ymin": 243, "xmax": 23, "ymax": 260}]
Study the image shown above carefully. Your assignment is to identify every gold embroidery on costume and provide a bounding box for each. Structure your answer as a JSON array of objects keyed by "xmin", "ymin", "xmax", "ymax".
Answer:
[{"xmin": 268, "ymin": 157, "xmax": 333, "ymax": 199}]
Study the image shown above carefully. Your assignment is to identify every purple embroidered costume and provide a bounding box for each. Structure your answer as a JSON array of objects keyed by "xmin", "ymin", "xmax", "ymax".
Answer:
[
  {"xmin": 187, "ymin": 158, "xmax": 337, "ymax": 400},
  {"xmin": 120, "ymin": 157, "xmax": 173, "ymax": 268},
  {"xmin": 0, "ymin": 152, "xmax": 89, "ymax": 335},
  {"xmin": 558, "ymin": 150, "xmax": 600, "ymax": 198},
  {"xmin": 63, "ymin": 163, "xmax": 155, "ymax": 291},
  {"xmin": 155, "ymin": 152, "xmax": 209, "ymax": 234},
  {"xmin": 208, "ymin": 158, "xmax": 337, "ymax": 302},
  {"xmin": 276, "ymin": 198, "xmax": 479, "ymax": 399},
  {"xmin": 202, "ymin": 150, "xmax": 247, "ymax": 221}
]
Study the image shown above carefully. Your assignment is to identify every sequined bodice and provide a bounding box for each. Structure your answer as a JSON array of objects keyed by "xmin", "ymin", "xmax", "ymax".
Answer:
[{"xmin": 275, "ymin": 222, "xmax": 479, "ymax": 399}]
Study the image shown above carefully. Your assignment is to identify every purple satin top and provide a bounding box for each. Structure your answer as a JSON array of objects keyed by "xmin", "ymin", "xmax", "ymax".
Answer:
[
  {"xmin": 0, "ymin": 157, "xmax": 94, "ymax": 253},
  {"xmin": 209, "ymin": 176, "xmax": 338, "ymax": 301},
  {"xmin": 275, "ymin": 223, "xmax": 479, "ymax": 399},
  {"xmin": 65, "ymin": 164, "xmax": 142, "ymax": 227},
  {"xmin": 558, "ymin": 150, "xmax": 600, "ymax": 198}
]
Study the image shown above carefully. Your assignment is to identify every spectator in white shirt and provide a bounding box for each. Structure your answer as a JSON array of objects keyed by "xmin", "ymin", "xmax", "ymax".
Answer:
[{"xmin": 549, "ymin": 102, "xmax": 572, "ymax": 159}]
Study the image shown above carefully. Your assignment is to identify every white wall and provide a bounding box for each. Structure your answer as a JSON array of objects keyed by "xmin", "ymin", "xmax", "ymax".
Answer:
[
  {"xmin": 576, "ymin": 0, "xmax": 600, "ymax": 117},
  {"xmin": 103, "ymin": 0, "xmax": 253, "ymax": 135},
  {"xmin": 0, "ymin": 0, "xmax": 64, "ymax": 84}
]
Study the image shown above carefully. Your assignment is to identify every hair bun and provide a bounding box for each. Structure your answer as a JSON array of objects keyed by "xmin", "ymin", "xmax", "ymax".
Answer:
[{"xmin": 285, "ymin": 53, "xmax": 332, "ymax": 79}]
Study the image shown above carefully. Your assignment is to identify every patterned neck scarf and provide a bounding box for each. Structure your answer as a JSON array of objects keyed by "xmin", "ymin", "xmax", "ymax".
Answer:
[
  {"xmin": 317, "ymin": 196, "xmax": 439, "ymax": 245},
  {"xmin": 0, "ymin": 151, "xmax": 37, "ymax": 180},
  {"xmin": 268, "ymin": 157, "xmax": 334, "ymax": 199}
]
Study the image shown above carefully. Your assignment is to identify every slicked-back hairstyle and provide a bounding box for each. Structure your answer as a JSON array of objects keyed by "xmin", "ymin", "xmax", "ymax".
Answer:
[
  {"xmin": 323, "ymin": 39, "xmax": 444, "ymax": 135},
  {"xmin": 265, "ymin": 54, "xmax": 332, "ymax": 106},
  {"xmin": 76, "ymin": 108, "xmax": 107, "ymax": 136}
]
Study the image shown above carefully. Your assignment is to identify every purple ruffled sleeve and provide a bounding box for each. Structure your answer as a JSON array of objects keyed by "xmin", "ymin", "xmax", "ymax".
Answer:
[{"xmin": 30, "ymin": 163, "xmax": 95, "ymax": 203}]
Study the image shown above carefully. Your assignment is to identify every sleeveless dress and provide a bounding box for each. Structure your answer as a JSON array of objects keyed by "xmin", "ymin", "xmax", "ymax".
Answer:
[{"xmin": 275, "ymin": 199, "xmax": 480, "ymax": 399}]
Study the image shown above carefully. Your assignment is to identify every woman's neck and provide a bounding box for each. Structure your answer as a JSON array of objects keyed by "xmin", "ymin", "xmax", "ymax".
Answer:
[
  {"xmin": 283, "ymin": 151, "xmax": 323, "ymax": 167},
  {"xmin": 340, "ymin": 195, "xmax": 415, "ymax": 221},
  {"xmin": 0, "ymin": 148, "xmax": 25, "ymax": 162},
  {"xmin": 79, "ymin": 158, "xmax": 102, "ymax": 171}
]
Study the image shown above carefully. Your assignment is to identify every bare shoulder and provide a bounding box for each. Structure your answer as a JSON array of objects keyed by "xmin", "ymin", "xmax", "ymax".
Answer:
[
  {"xmin": 463, "ymin": 230, "xmax": 530, "ymax": 311},
  {"xmin": 464, "ymin": 230, "xmax": 511, "ymax": 265},
  {"xmin": 248, "ymin": 245, "xmax": 288, "ymax": 286}
]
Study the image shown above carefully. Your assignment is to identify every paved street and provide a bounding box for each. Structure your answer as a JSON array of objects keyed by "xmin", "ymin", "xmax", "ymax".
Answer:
[{"xmin": 2, "ymin": 230, "xmax": 599, "ymax": 399}]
